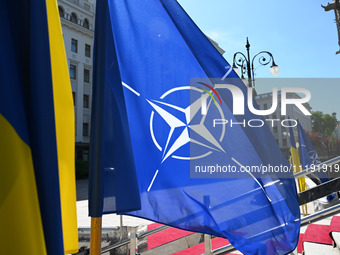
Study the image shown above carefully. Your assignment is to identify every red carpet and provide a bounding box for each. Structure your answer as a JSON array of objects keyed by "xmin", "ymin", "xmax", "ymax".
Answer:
[
  {"xmin": 330, "ymin": 216, "xmax": 340, "ymax": 241},
  {"xmin": 147, "ymin": 222, "xmax": 336, "ymax": 254},
  {"xmin": 303, "ymin": 224, "xmax": 333, "ymax": 245},
  {"xmin": 147, "ymin": 223, "xmax": 193, "ymax": 249},
  {"xmin": 147, "ymin": 223, "xmax": 232, "ymax": 254},
  {"xmin": 330, "ymin": 216, "xmax": 340, "ymax": 233},
  {"xmin": 173, "ymin": 237, "xmax": 231, "ymax": 255},
  {"xmin": 297, "ymin": 233, "xmax": 304, "ymax": 254}
]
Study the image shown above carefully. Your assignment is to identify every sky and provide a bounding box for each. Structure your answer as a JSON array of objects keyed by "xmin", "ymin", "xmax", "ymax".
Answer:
[{"xmin": 177, "ymin": 0, "xmax": 340, "ymax": 116}]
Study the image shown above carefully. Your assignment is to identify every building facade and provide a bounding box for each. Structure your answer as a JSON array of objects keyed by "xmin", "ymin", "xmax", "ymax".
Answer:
[
  {"xmin": 256, "ymin": 91, "xmax": 312, "ymax": 158},
  {"xmin": 58, "ymin": 0, "xmax": 95, "ymax": 161}
]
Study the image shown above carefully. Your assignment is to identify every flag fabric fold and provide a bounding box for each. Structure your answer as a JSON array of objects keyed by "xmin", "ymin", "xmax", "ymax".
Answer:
[
  {"xmin": 0, "ymin": 0, "xmax": 77, "ymax": 254},
  {"xmin": 90, "ymin": 0, "xmax": 300, "ymax": 254},
  {"xmin": 89, "ymin": 0, "xmax": 142, "ymax": 217},
  {"xmin": 46, "ymin": 0, "xmax": 79, "ymax": 252}
]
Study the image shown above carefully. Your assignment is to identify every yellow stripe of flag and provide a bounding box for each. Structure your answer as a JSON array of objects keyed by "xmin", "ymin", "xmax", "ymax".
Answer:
[
  {"xmin": 291, "ymin": 145, "xmax": 307, "ymax": 215},
  {"xmin": 46, "ymin": 1, "xmax": 78, "ymax": 253},
  {"xmin": 0, "ymin": 115, "xmax": 47, "ymax": 255},
  {"xmin": 291, "ymin": 146, "xmax": 307, "ymax": 191}
]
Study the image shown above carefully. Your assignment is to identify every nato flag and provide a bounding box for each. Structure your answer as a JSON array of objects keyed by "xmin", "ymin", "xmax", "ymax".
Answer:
[
  {"xmin": 89, "ymin": 0, "xmax": 301, "ymax": 254},
  {"xmin": 297, "ymin": 120, "xmax": 328, "ymax": 182},
  {"xmin": 297, "ymin": 120, "xmax": 335, "ymax": 201}
]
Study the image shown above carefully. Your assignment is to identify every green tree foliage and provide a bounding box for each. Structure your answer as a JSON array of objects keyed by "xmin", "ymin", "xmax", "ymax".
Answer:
[
  {"xmin": 324, "ymin": 114, "xmax": 338, "ymax": 136},
  {"xmin": 311, "ymin": 111, "xmax": 324, "ymax": 133},
  {"xmin": 312, "ymin": 111, "xmax": 337, "ymax": 136},
  {"xmin": 307, "ymin": 131, "xmax": 340, "ymax": 159}
]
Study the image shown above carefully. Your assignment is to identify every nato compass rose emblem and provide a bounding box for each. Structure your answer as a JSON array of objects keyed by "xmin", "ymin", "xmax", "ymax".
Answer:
[
  {"xmin": 309, "ymin": 150, "xmax": 321, "ymax": 165},
  {"xmin": 301, "ymin": 143, "xmax": 321, "ymax": 165},
  {"xmin": 121, "ymin": 81, "xmax": 271, "ymax": 199},
  {"xmin": 147, "ymin": 84, "xmax": 226, "ymax": 163},
  {"xmin": 122, "ymin": 81, "xmax": 226, "ymax": 188}
]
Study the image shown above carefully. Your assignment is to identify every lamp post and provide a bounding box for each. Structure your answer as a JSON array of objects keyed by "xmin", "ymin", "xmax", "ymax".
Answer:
[{"xmin": 232, "ymin": 37, "xmax": 280, "ymax": 87}]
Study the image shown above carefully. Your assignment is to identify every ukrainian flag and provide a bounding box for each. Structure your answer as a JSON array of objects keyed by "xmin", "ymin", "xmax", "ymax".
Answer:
[
  {"xmin": 289, "ymin": 123, "xmax": 308, "ymax": 215},
  {"xmin": 0, "ymin": 1, "xmax": 78, "ymax": 254}
]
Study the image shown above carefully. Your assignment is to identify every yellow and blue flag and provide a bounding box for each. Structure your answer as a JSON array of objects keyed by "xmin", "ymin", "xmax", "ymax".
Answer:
[
  {"xmin": 289, "ymin": 122, "xmax": 307, "ymax": 214},
  {"xmin": 90, "ymin": 0, "xmax": 300, "ymax": 254},
  {"xmin": 0, "ymin": 0, "xmax": 78, "ymax": 254}
]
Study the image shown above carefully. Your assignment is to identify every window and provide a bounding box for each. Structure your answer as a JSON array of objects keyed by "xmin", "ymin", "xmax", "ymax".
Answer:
[
  {"xmin": 83, "ymin": 18, "xmax": 89, "ymax": 29},
  {"xmin": 70, "ymin": 12, "xmax": 78, "ymax": 24},
  {"xmin": 83, "ymin": 95, "xmax": 89, "ymax": 108},
  {"xmin": 72, "ymin": 92, "xmax": 76, "ymax": 105},
  {"xmin": 83, "ymin": 123, "xmax": 89, "ymax": 137},
  {"xmin": 71, "ymin": 38, "xmax": 78, "ymax": 53},
  {"xmin": 70, "ymin": 64, "xmax": 76, "ymax": 79},
  {"xmin": 282, "ymin": 138, "xmax": 287, "ymax": 147},
  {"xmin": 84, "ymin": 69, "xmax": 90, "ymax": 83},
  {"xmin": 58, "ymin": 6, "xmax": 64, "ymax": 18},
  {"xmin": 85, "ymin": 44, "xmax": 91, "ymax": 58}
]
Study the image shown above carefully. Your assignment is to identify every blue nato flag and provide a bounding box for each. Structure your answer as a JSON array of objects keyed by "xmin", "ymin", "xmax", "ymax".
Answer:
[
  {"xmin": 297, "ymin": 120, "xmax": 335, "ymax": 201},
  {"xmin": 89, "ymin": 0, "xmax": 301, "ymax": 254},
  {"xmin": 297, "ymin": 120, "xmax": 329, "ymax": 182}
]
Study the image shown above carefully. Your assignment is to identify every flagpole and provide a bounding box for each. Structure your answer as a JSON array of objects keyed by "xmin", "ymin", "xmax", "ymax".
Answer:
[
  {"xmin": 289, "ymin": 120, "xmax": 308, "ymax": 216},
  {"xmin": 296, "ymin": 118, "xmax": 308, "ymax": 216},
  {"xmin": 89, "ymin": 0, "xmax": 107, "ymax": 254},
  {"xmin": 90, "ymin": 217, "xmax": 102, "ymax": 254}
]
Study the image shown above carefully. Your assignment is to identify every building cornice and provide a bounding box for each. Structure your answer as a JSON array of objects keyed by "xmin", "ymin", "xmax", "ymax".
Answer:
[{"xmin": 61, "ymin": 18, "xmax": 94, "ymax": 38}]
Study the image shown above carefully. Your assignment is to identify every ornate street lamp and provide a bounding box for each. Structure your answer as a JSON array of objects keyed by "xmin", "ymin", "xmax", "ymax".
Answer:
[{"xmin": 232, "ymin": 37, "xmax": 280, "ymax": 87}]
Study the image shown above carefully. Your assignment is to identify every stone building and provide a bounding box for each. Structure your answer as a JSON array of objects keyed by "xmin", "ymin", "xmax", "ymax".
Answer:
[{"xmin": 58, "ymin": 0, "xmax": 95, "ymax": 160}]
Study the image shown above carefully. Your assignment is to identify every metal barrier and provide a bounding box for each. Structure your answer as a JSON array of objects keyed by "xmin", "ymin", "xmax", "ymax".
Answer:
[
  {"xmin": 100, "ymin": 238, "xmax": 130, "ymax": 254},
  {"xmin": 298, "ymin": 177, "xmax": 340, "ymax": 205},
  {"xmin": 294, "ymin": 156, "xmax": 340, "ymax": 179},
  {"xmin": 78, "ymin": 227, "xmax": 118, "ymax": 242},
  {"xmin": 137, "ymin": 224, "xmax": 169, "ymax": 240},
  {"xmin": 100, "ymin": 224, "xmax": 170, "ymax": 254}
]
